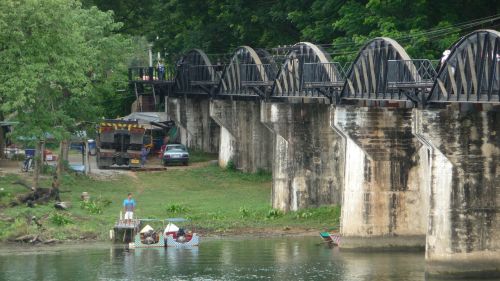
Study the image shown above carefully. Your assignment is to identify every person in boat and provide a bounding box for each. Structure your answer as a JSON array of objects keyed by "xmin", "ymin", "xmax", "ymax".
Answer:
[
  {"xmin": 176, "ymin": 228, "xmax": 186, "ymax": 242},
  {"xmin": 123, "ymin": 193, "xmax": 136, "ymax": 225}
]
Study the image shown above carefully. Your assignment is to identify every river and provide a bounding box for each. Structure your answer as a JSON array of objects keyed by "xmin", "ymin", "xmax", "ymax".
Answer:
[{"xmin": 0, "ymin": 237, "xmax": 495, "ymax": 281}]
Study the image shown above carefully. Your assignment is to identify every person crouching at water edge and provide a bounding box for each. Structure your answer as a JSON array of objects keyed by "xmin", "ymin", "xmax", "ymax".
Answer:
[{"xmin": 123, "ymin": 193, "xmax": 136, "ymax": 225}]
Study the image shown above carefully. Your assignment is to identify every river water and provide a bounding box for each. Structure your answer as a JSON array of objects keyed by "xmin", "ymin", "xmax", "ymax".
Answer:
[{"xmin": 0, "ymin": 236, "xmax": 488, "ymax": 281}]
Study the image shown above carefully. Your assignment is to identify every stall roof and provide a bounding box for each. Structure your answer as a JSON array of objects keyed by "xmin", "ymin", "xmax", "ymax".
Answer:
[
  {"xmin": 0, "ymin": 121, "xmax": 18, "ymax": 126},
  {"xmin": 121, "ymin": 112, "xmax": 169, "ymax": 125}
]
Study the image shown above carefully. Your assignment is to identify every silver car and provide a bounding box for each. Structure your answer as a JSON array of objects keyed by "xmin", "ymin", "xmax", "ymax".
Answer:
[{"xmin": 162, "ymin": 144, "xmax": 189, "ymax": 166}]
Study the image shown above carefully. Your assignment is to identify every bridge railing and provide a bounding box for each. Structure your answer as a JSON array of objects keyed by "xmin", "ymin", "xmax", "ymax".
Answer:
[
  {"xmin": 129, "ymin": 66, "xmax": 176, "ymax": 82},
  {"xmin": 387, "ymin": 59, "xmax": 438, "ymax": 88},
  {"xmin": 301, "ymin": 62, "xmax": 345, "ymax": 88},
  {"xmin": 188, "ymin": 65, "xmax": 223, "ymax": 85},
  {"xmin": 239, "ymin": 64, "xmax": 276, "ymax": 86}
]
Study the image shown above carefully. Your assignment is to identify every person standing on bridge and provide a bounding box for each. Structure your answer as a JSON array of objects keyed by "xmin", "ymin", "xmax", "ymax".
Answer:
[
  {"xmin": 158, "ymin": 60, "xmax": 165, "ymax": 80},
  {"xmin": 123, "ymin": 193, "xmax": 136, "ymax": 225},
  {"xmin": 439, "ymin": 50, "xmax": 451, "ymax": 71}
]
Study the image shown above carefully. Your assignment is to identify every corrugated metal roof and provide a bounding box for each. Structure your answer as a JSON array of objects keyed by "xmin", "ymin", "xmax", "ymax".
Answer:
[{"xmin": 0, "ymin": 121, "xmax": 18, "ymax": 126}]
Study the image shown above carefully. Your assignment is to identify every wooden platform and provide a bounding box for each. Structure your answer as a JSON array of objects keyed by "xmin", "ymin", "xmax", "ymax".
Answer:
[
  {"xmin": 114, "ymin": 219, "xmax": 141, "ymax": 229},
  {"xmin": 113, "ymin": 220, "xmax": 141, "ymax": 243}
]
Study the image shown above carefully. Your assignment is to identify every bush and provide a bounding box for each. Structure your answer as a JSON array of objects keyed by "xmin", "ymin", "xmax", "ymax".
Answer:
[
  {"xmin": 50, "ymin": 212, "xmax": 73, "ymax": 226},
  {"xmin": 80, "ymin": 200, "xmax": 102, "ymax": 214},
  {"xmin": 226, "ymin": 159, "xmax": 236, "ymax": 171},
  {"xmin": 80, "ymin": 197, "xmax": 111, "ymax": 215},
  {"xmin": 265, "ymin": 208, "xmax": 283, "ymax": 219},
  {"xmin": 42, "ymin": 164, "xmax": 56, "ymax": 175},
  {"xmin": 239, "ymin": 206, "xmax": 251, "ymax": 218},
  {"xmin": 165, "ymin": 203, "xmax": 189, "ymax": 214},
  {"xmin": 295, "ymin": 210, "xmax": 313, "ymax": 219}
]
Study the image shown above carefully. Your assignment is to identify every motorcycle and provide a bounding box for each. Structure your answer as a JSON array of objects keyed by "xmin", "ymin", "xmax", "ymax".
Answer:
[{"xmin": 22, "ymin": 155, "xmax": 34, "ymax": 172}]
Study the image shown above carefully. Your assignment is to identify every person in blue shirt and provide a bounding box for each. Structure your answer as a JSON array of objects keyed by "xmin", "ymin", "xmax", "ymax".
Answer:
[
  {"xmin": 158, "ymin": 60, "xmax": 165, "ymax": 80},
  {"xmin": 123, "ymin": 193, "xmax": 136, "ymax": 225}
]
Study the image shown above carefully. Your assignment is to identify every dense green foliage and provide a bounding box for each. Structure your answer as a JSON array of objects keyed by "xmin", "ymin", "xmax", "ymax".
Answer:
[
  {"xmin": 0, "ymin": 0, "xmax": 142, "ymax": 141},
  {"xmin": 86, "ymin": 0, "xmax": 499, "ymax": 62}
]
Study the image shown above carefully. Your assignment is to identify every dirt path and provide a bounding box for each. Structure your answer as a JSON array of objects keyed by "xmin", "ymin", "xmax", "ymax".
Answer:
[
  {"xmin": 0, "ymin": 155, "xmax": 217, "ymax": 182},
  {"xmin": 0, "ymin": 159, "xmax": 23, "ymax": 175}
]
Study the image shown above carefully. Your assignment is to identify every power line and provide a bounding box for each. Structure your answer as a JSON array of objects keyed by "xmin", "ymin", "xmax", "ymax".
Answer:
[
  {"xmin": 314, "ymin": 13, "xmax": 500, "ymax": 49},
  {"xmin": 177, "ymin": 14, "xmax": 500, "ymax": 63}
]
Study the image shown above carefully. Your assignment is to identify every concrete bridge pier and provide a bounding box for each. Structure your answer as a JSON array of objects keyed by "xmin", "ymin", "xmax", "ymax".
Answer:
[
  {"xmin": 261, "ymin": 102, "xmax": 344, "ymax": 212},
  {"xmin": 209, "ymin": 100, "xmax": 273, "ymax": 172},
  {"xmin": 332, "ymin": 106, "xmax": 430, "ymax": 250},
  {"xmin": 413, "ymin": 106, "xmax": 500, "ymax": 278},
  {"xmin": 166, "ymin": 96, "xmax": 220, "ymax": 153}
]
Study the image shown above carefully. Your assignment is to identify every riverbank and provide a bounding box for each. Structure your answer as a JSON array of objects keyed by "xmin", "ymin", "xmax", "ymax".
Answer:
[{"xmin": 0, "ymin": 161, "xmax": 340, "ymax": 244}]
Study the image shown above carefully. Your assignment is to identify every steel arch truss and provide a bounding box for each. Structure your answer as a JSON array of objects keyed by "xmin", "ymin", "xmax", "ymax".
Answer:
[
  {"xmin": 271, "ymin": 42, "xmax": 343, "ymax": 100},
  {"xmin": 175, "ymin": 49, "xmax": 219, "ymax": 95},
  {"xmin": 219, "ymin": 46, "xmax": 277, "ymax": 98},
  {"xmin": 428, "ymin": 30, "xmax": 500, "ymax": 103},
  {"xmin": 341, "ymin": 38, "xmax": 437, "ymax": 103}
]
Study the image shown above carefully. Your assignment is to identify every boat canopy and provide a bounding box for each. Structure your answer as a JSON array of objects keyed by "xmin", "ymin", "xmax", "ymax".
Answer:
[
  {"xmin": 166, "ymin": 218, "xmax": 190, "ymax": 222},
  {"xmin": 164, "ymin": 223, "xmax": 179, "ymax": 234},
  {"xmin": 140, "ymin": 224, "xmax": 154, "ymax": 233}
]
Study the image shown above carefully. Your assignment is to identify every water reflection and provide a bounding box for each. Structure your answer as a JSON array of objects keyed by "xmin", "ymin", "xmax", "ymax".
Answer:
[
  {"xmin": 340, "ymin": 251, "xmax": 424, "ymax": 281},
  {"xmin": 0, "ymin": 237, "xmax": 476, "ymax": 281}
]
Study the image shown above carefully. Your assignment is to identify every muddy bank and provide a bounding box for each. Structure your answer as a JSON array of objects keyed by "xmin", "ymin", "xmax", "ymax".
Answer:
[{"xmin": 0, "ymin": 226, "xmax": 321, "ymax": 250}]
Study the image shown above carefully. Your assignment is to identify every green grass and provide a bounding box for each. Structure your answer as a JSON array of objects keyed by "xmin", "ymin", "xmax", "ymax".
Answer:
[
  {"xmin": 0, "ymin": 165, "xmax": 340, "ymax": 241},
  {"xmin": 188, "ymin": 150, "xmax": 218, "ymax": 163}
]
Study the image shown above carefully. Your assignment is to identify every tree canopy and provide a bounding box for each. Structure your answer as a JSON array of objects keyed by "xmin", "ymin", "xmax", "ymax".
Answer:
[
  {"xmin": 86, "ymin": 0, "xmax": 500, "ymax": 62},
  {"xmin": 0, "ymin": 0, "xmax": 135, "ymax": 144}
]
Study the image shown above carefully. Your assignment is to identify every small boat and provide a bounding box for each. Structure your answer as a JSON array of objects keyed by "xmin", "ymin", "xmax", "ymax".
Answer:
[
  {"xmin": 163, "ymin": 218, "xmax": 200, "ymax": 247},
  {"xmin": 127, "ymin": 218, "xmax": 200, "ymax": 248},
  {"xmin": 320, "ymin": 232, "xmax": 341, "ymax": 246},
  {"xmin": 129, "ymin": 224, "xmax": 165, "ymax": 249}
]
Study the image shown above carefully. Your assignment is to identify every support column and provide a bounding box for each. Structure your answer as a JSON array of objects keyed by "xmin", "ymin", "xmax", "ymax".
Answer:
[
  {"xmin": 261, "ymin": 102, "xmax": 344, "ymax": 211},
  {"xmin": 414, "ymin": 106, "xmax": 500, "ymax": 278},
  {"xmin": 210, "ymin": 100, "xmax": 273, "ymax": 172},
  {"xmin": 333, "ymin": 106, "xmax": 430, "ymax": 249},
  {"xmin": 167, "ymin": 95, "xmax": 219, "ymax": 153}
]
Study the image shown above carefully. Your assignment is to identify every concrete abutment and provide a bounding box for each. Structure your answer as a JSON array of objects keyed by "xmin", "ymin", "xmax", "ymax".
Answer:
[
  {"xmin": 261, "ymin": 102, "xmax": 345, "ymax": 212},
  {"xmin": 332, "ymin": 106, "xmax": 430, "ymax": 250},
  {"xmin": 209, "ymin": 100, "xmax": 273, "ymax": 173},
  {"xmin": 414, "ymin": 106, "xmax": 500, "ymax": 278},
  {"xmin": 166, "ymin": 96, "xmax": 220, "ymax": 153}
]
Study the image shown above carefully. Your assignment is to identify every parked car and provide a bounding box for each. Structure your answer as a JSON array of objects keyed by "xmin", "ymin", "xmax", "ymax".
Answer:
[{"xmin": 162, "ymin": 144, "xmax": 189, "ymax": 166}]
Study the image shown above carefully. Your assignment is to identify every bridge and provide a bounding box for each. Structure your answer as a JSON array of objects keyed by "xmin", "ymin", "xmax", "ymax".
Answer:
[{"xmin": 129, "ymin": 29, "xmax": 500, "ymax": 277}]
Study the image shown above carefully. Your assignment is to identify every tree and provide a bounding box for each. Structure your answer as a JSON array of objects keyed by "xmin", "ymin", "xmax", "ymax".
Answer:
[
  {"xmin": 0, "ymin": 0, "xmax": 133, "ymax": 189},
  {"xmin": 86, "ymin": 0, "xmax": 499, "ymax": 65}
]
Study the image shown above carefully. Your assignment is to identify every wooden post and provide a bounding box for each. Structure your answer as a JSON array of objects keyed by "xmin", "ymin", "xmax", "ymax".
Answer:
[
  {"xmin": 62, "ymin": 140, "xmax": 69, "ymax": 164},
  {"xmin": 57, "ymin": 140, "xmax": 65, "ymax": 177},
  {"xmin": 85, "ymin": 140, "xmax": 91, "ymax": 175},
  {"xmin": 33, "ymin": 140, "xmax": 42, "ymax": 189},
  {"xmin": 0, "ymin": 116, "xmax": 5, "ymax": 159}
]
